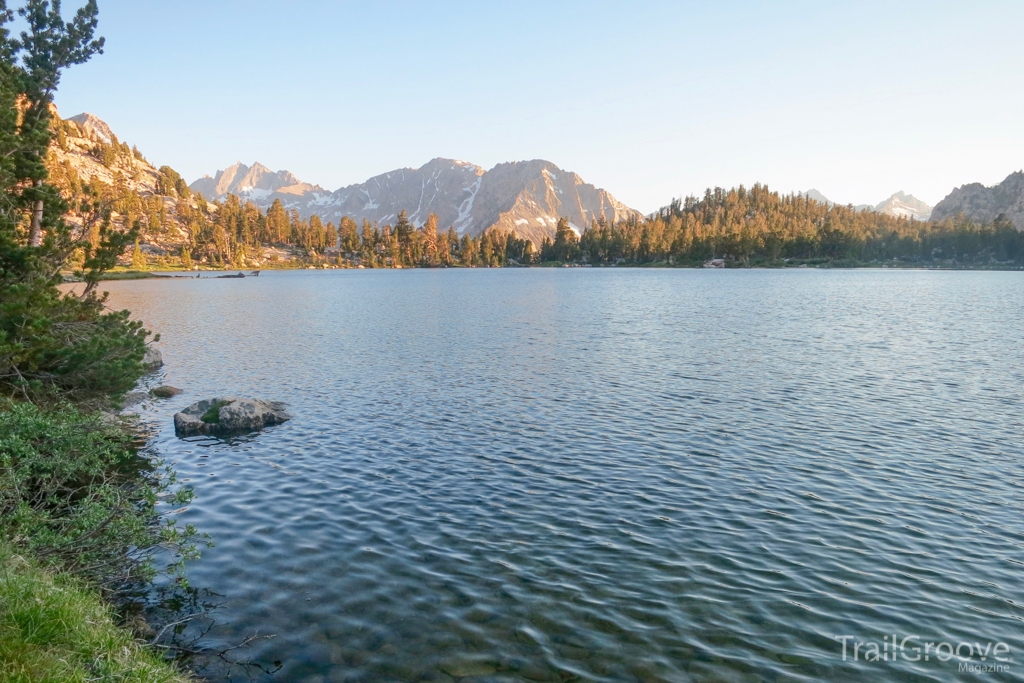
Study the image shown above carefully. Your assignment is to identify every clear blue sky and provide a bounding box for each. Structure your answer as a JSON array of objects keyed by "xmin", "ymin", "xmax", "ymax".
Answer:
[{"xmin": 50, "ymin": 0, "xmax": 1024, "ymax": 213}]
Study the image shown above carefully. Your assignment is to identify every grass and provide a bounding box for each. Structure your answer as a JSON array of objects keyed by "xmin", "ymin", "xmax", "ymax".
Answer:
[
  {"xmin": 0, "ymin": 543, "xmax": 190, "ymax": 683},
  {"xmin": 0, "ymin": 400, "xmax": 205, "ymax": 683},
  {"xmin": 97, "ymin": 271, "xmax": 171, "ymax": 281},
  {"xmin": 200, "ymin": 400, "xmax": 230, "ymax": 424}
]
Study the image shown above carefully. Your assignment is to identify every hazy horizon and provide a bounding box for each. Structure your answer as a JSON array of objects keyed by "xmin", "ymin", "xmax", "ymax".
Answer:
[{"xmin": 50, "ymin": 0, "xmax": 1024, "ymax": 213}]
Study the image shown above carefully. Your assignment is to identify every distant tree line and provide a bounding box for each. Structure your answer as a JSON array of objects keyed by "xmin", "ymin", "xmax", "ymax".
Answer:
[
  {"xmin": 567, "ymin": 185, "xmax": 1024, "ymax": 267},
  {"xmin": 178, "ymin": 199, "xmax": 538, "ymax": 269},
  {"xmin": 198, "ymin": 185, "xmax": 1024, "ymax": 269}
]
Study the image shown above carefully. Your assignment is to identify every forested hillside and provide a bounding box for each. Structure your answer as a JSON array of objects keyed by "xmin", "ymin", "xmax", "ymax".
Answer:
[
  {"xmin": 47, "ymin": 112, "xmax": 333, "ymax": 269},
  {"xmin": 570, "ymin": 185, "xmax": 1023, "ymax": 266}
]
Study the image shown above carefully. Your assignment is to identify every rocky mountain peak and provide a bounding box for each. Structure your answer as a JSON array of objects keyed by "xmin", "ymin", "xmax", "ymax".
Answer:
[
  {"xmin": 191, "ymin": 162, "xmax": 325, "ymax": 203},
  {"xmin": 66, "ymin": 112, "xmax": 115, "ymax": 144},
  {"xmin": 799, "ymin": 188, "xmax": 931, "ymax": 220},
  {"xmin": 801, "ymin": 189, "xmax": 834, "ymax": 205},
  {"xmin": 931, "ymin": 171, "xmax": 1024, "ymax": 228},
  {"xmin": 873, "ymin": 191, "xmax": 932, "ymax": 221}
]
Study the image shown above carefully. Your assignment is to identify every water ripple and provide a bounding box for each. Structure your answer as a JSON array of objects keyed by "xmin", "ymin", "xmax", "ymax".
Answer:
[{"xmin": 105, "ymin": 269, "xmax": 1024, "ymax": 683}]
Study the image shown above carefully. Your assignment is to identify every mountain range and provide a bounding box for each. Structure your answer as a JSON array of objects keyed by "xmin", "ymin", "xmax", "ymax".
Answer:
[
  {"xmin": 801, "ymin": 189, "xmax": 933, "ymax": 221},
  {"xmin": 190, "ymin": 158, "xmax": 640, "ymax": 245},
  {"xmin": 49, "ymin": 111, "xmax": 1024, "ymax": 261}
]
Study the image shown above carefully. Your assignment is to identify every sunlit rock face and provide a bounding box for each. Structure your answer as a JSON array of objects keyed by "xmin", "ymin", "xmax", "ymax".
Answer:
[
  {"xmin": 190, "ymin": 162, "xmax": 324, "ymax": 204},
  {"xmin": 931, "ymin": 171, "xmax": 1024, "ymax": 229}
]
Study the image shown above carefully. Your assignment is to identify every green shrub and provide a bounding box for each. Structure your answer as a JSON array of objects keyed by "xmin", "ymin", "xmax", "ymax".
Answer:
[
  {"xmin": 0, "ymin": 282, "xmax": 149, "ymax": 408},
  {"xmin": 0, "ymin": 5, "xmax": 203, "ymax": 679},
  {"xmin": 0, "ymin": 402, "xmax": 204, "ymax": 595}
]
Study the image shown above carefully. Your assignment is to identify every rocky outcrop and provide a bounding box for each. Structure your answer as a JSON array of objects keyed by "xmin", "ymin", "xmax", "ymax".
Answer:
[
  {"xmin": 173, "ymin": 397, "xmax": 291, "ymax": 436},
  {"xmin": 50, "ymin": 110, "xmax": 204, "ymax": 260},
  {"xmin": 143, "ymin": 346, "xmax": 163, "ymax": 371},
  {"xmin": 66, "ymin": 112, "xmax": 115, "ymax": 144},
  {"xmin": 931, "ymin": 171, "xmax": 1024, "ymax": 228}
]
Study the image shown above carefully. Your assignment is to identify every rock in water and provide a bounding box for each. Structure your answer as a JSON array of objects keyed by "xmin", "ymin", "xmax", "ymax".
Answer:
[
  {"xmin": 150, "ymin": 385, "xmax": 182, "ymax": 398},
  {"xmin": 122, "ymin": 390, "xmax": 149, "ymax": 408},
  {"xmin": 174, "ymin": 397, "xmax": 291, "ymax": 436},
  {"xmin": 143, "ymin": 346, "xmax": 163, "ymax": 371}
]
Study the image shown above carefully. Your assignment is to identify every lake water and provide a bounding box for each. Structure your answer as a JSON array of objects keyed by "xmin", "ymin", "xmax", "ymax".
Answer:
[{"xmin": 101, "ymin": 269, "xmax": 1024, "ymax": 683}]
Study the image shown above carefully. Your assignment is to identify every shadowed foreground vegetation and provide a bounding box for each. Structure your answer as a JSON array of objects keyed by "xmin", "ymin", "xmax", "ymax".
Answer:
[{"xmin": 0, "ymin": 2, "xmax": 200, "ymax": 681}]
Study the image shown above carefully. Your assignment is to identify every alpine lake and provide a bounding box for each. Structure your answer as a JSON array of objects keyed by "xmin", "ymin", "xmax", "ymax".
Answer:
[{"xmin": 101, "ymin": 268, "xmax": 1024, "ymax": 683}]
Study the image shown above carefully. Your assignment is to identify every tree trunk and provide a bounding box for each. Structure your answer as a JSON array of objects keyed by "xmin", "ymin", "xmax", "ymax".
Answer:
[{"xmin": 29, "ymin": 179, "xmax": 43, "ymax": 246}]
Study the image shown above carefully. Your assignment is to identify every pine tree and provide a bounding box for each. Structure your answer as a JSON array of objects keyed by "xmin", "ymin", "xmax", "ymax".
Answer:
[
  {"xmin": 339, "ymin": 216, "xmax": 359, "ymax": 255},
  {"xmin": 131, "ymin": 238, "xmax": 146, "ymax": 270},
  {"xmin": 394, "ymin": 210, "xmax": 413, "ymax": 266},
  {"xmin": 550, "ymin": 217, "xmax": 579, "ymax": 262},
  {"xmin": 308, "ymin": 214, "xmax": 326, "ymax": 252},
  {"xmin": 266, "ymin": 199, "xmax": 288, "ymax": 243},
  {"xmin": 360, "ymin": 219, "xmax": 376, "ymax": 265},
  {"xmin": 420, "ymin": 213, "xmax": 439, "ymax": 266},
  {"xmin": 0, "ymin": 1, "xmax": 156, "ymax": 404},
  {"xmin": 444, "ymin": 227, "xmax": 457, "ymax": 266}
]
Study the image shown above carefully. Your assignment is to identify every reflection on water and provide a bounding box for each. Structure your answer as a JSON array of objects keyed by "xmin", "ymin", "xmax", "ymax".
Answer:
[{"xmin": 106, "ymin": 269, "xmax": 1024, "ymax": 682}]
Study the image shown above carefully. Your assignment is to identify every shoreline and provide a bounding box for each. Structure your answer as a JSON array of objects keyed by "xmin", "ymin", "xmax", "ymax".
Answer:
[{"xmin": 64, "ymin": 262, "xmax": 1024, "ymax": 281}]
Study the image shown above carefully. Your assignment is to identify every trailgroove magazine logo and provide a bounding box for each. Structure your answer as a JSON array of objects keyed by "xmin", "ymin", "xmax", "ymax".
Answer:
[{"xmin": 834, "ymin": 635, "xmax": 1011, "ymax": 673}]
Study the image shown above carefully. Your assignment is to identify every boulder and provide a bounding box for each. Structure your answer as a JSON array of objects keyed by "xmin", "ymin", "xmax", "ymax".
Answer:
[
  {"xmin": 143, "ymin": 346, "xmax": 163, "ymax": 371},
  {"xmin": 122, "ymin": 390, "xmax": 149, "ymax": 408},
  {"xmin": 174, "ymin": 397, "xmax": 291, "ymax": 436},
  {"xmin": 150, "ymin": 385, "xmax": 182, "ymax": 398}
]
